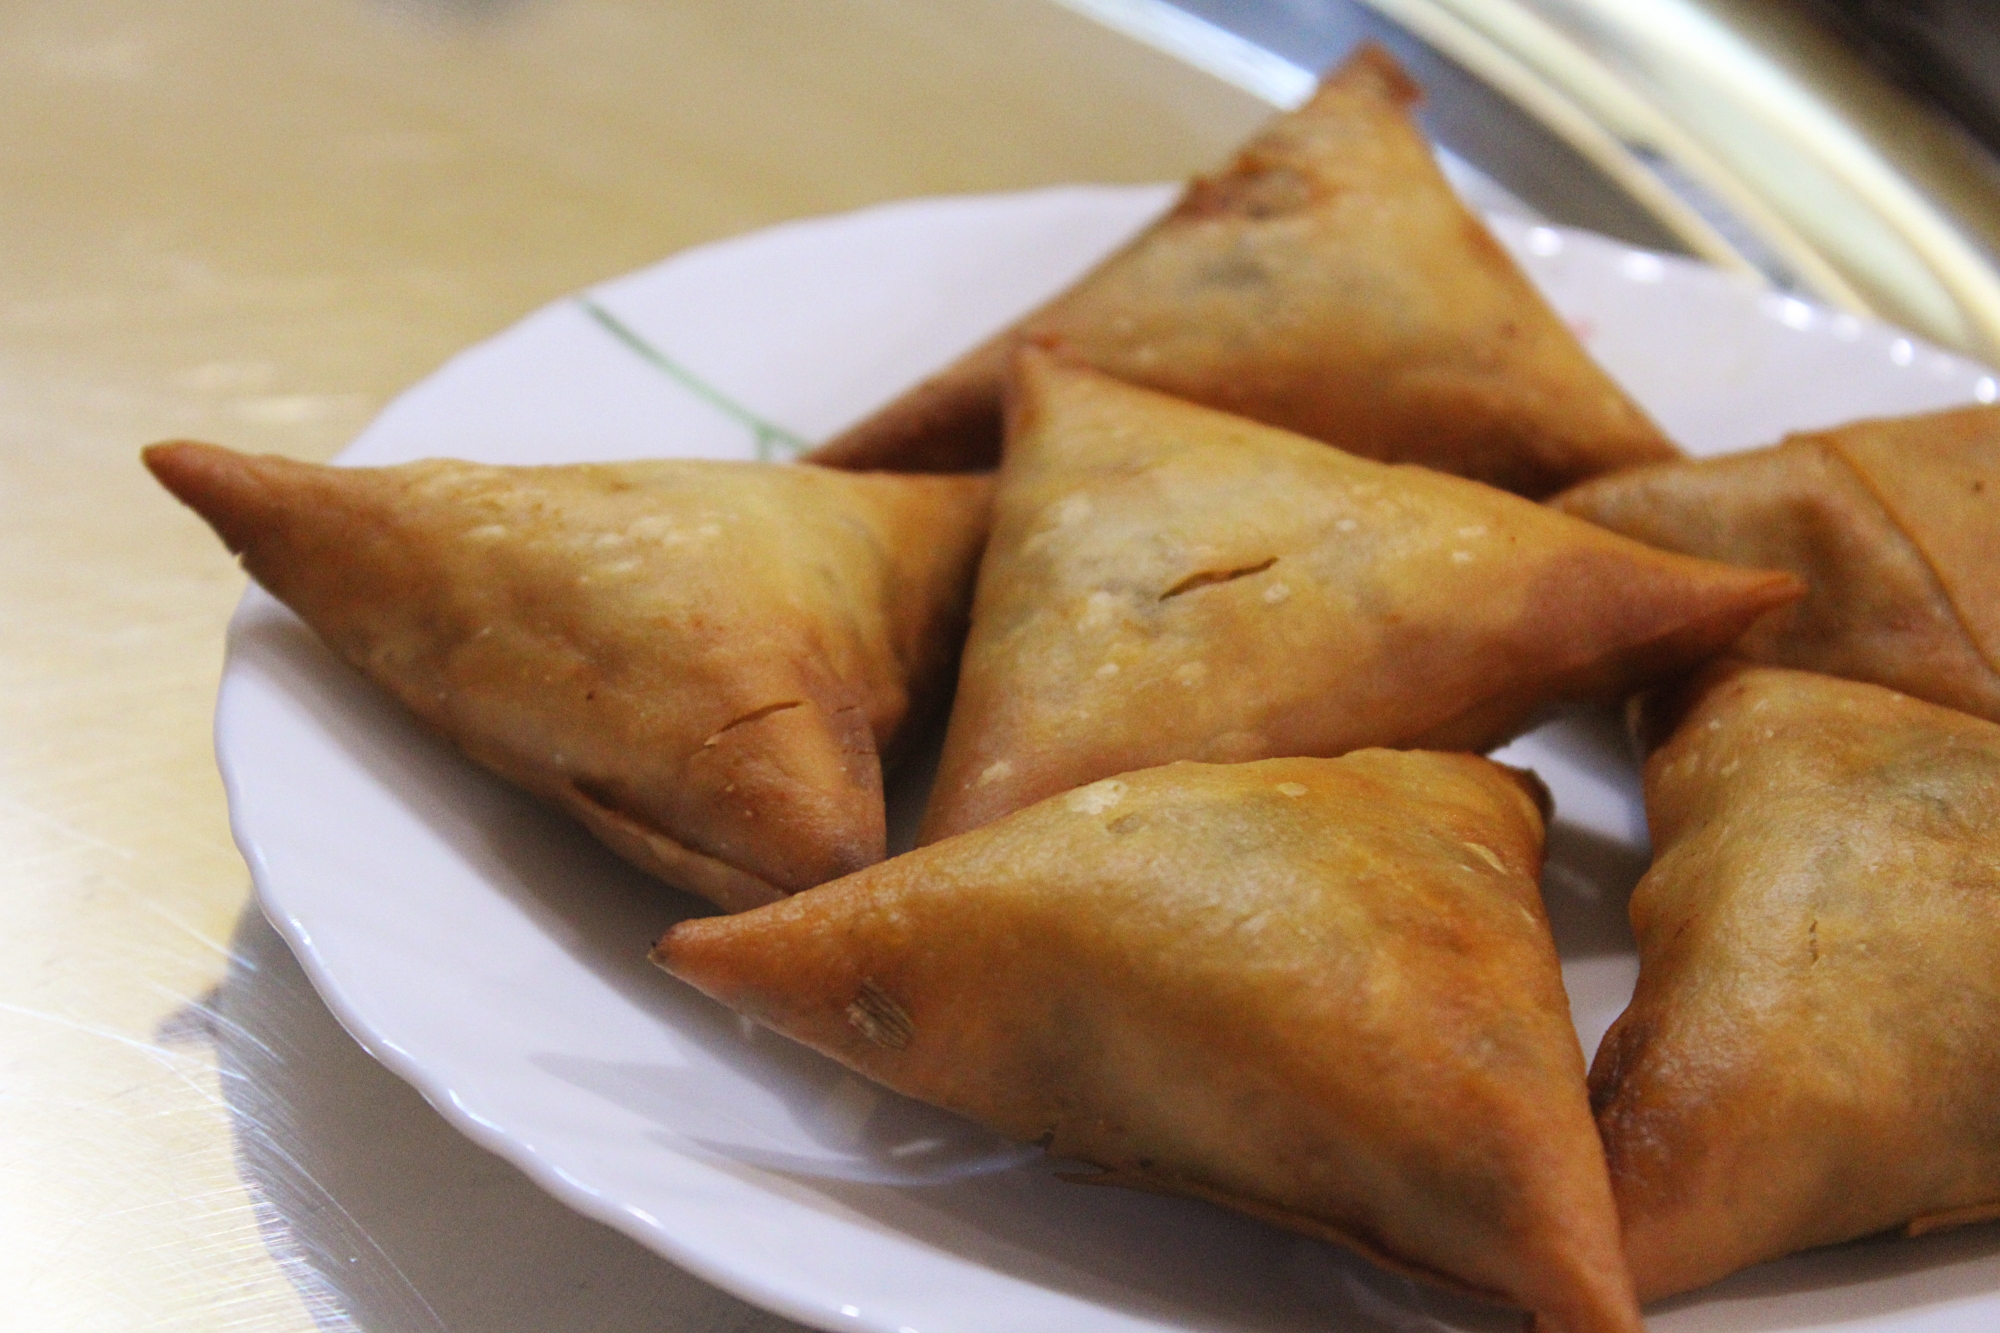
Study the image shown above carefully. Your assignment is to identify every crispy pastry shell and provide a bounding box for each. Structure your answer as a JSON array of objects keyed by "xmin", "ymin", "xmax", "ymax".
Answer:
[
  {"xmin": 1552, "ymin": 404, "xmax": 2000, "ymax": 723},
  {"xmin": 660, "ymin": 753, "xmax": 1644, "ymax": 1333},
  {"xmin": 1594, "ymin": 661, "xmax": 2000, "ymax": 1299},
  {"xmin": 146, "ymin": 441, "xmax": 991, "ymax": 909},
  {"xmin": 918, "ymin": 353, "xmax": 1799, "ymax": 841},
  {"xmin": 807, "ymin": 44, "xmax": 1675, "ymax": 498}
]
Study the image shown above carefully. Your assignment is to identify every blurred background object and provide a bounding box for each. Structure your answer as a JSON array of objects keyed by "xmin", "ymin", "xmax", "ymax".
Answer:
[
  {"xmin": 1100, "ymin": 0, "xmax": 2000, "ymax": 360},
  {"xmin": 1797, "ymin": 0, "xmax": 2000, "ymax": 160}
]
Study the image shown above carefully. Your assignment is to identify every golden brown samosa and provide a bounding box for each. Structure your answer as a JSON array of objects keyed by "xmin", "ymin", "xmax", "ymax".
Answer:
[
  {"xmin": 659, "ymin": 753, "xmax": 1645, "ymax": 1333},
  {"xmin": 1552, "ymin": 404, "xmax": 2000, "ymax": 723},
  {"xmin": 1593, "ymin": 661, "xmax": 2000, "ymax": 1301},
  {"xmin": 145, "ymin": 441, "xmax": 991, "ymax": 910},
  {"xmin": 918, "ymin": 353, "xmax": 1799, "ymax": 842},
  {"xmin": 806, "ymin": 45, "xmax": 1675, "ymax": 498}
]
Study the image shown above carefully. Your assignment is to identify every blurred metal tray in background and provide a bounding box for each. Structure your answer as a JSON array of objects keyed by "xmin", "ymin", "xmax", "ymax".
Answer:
[{"xmin": 1067, "ymin": 0, "xmax": 2000, "ymax": 364}]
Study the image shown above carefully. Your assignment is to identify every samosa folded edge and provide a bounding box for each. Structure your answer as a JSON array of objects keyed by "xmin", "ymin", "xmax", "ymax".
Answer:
[{"xmin": 1553, "ymin": 403, "xmax": 2000, "ymax": 724}]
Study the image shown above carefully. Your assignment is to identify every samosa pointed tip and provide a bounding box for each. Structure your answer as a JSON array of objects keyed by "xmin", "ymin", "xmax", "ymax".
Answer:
[
  {"xmin": 143, "ymin": 438, "xmax": 300, "ymax": 555},
  {"xmin": 1326, "ymin": 41, "xmax": 1424, "ymax": 108}
]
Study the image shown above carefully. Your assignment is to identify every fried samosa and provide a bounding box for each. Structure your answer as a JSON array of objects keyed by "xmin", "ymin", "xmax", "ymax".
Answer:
[
  {"xmin": 1593, "ymin": 661, "xmax": 2000, "ymax": 1300},
  {"xmin": 1552, "ymin": 404, "xmax": 2000, "ymax": 723},
  {"xmin": 659, "ymin": 752, "xmax": 1645, "ymax": 1333},
  {"xmin": 145, "ymin": 441, "xmax": 992, "ymax": 910},
  {"xmin": 918, "ymin": 353, "xmax": 1800, "ymax": 842},
  {"xmin": 806, "ymin": 44, "xmax": 1675, "ymax": 498}
]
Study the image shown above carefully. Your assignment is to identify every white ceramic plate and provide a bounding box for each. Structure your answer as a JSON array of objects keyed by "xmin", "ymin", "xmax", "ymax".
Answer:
[{"xmin": 217, "ymin": 185, "xmax": 2000, "ymax": 1333}]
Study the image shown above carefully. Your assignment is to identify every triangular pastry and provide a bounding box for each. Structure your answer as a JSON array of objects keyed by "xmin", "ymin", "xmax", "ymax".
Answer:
[
  {"xmin": 659, "ymin": 752, "xmax": 1646, "ymax": 1333},
  {"xmin": 1594, "ymin": 661, "xmax": 2000, "ymax": 1300},
  {"xmin": 918, "ymin": 353, "xmax": 1799, "ymax": 842},
  {"xmin": 1553, "ymin": 404, "xmax": 2000, "ymax": 723},
  {"xmin": 808, "ymin": 44, "xmax": 1676, "ymax": 497},
  {"xmin": 145, "ymin": 441, "xmax": 992, "ymax": 910}
]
